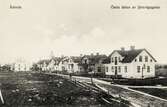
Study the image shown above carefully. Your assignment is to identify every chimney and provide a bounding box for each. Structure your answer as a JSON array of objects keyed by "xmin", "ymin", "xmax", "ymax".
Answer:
[
  {"xmin": 130, "ymin": 46, "xmax": 135, "ymax": 50},
  {"xmin": 96, "ymin": 52, "xmax": 99, "ymax": 56},
  {"xmin": 121, "ymin": 47, "xmax": 125, "ymax": 51}
]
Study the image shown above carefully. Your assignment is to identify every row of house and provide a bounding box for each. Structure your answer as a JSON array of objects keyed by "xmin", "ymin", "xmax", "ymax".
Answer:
[
  {"xmin": 36, "ymin": 46, "xmax": 157, "ymax": 79},
  {"xmin": 10, "ymin": 59, "xmax": 31, "ymax": 72}
]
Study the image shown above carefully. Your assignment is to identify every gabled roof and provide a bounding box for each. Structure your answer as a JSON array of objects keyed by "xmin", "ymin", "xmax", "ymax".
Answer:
[
  {"xmin": 70, "ymin": 56, "xmax": 82, "ymax": 63},
  {"xmin": 37, "ymin": 59, "xmax": 50, "ymax": 65},
  {"xmin": 50, "ymin": 57, "xmax": 63, "ymax": 65},
  {"xmin": 109, "ymin": 49, "xmax": 157, "ymax": 63},
  {"xmin": 81, "ymin": 54, "xmax": 107, "ymax": 64},
  {"xmin": 57, "ymin": 56, "xmax": 68, "ymax": 64},
  {"xmin": 102, "ymin": 57, "xmax": 111, "ymax": 64}
]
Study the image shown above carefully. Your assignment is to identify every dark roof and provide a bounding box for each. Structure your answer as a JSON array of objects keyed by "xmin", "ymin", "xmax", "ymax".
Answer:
[
  {"xmin": 37, "ymin": 59, "xmax": 50, "ymax": 65},
  {"xmin": 109, "ymin": 49, "xmax": 157, "ymax": 63},
  {"xmin": 71, "ymin": 56, "xmax": 82, "ymax": 63},
  {"xmin": 102, "ymin": 57, "xmax": 111, "ymax": 64},
  {"xmin": 81, "ymin": 54, "xmax": 107, "ymax": 64},
  {"xmin": 50, "ymin": 57, "xmax": 63, "ymax": 65},
  {"xmin": 57, "ymin": 56, "xmax": 68, "ymax": 64}
]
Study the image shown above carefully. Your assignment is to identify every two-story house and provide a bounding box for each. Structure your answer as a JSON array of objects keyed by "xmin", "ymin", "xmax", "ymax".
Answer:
[
  {"xmin": 47, "ymin": 57, "xmax": 62, "ymax": 72},
  {"xmin": 58, "ymin": 56, "xmax": 81, "ymax": 74},
  {"xmin": 104, "ymin": 46, "xmax": 157, "ymax": 78},
  {"xmin": 12, "ymin": 59, "xmax": 31, "ymax": 72},
  {"xmin": 37, "ymin": 59, "xmax": 50, "ymax": 72},
  {"xmin": 79, "ymin": 53, "xmax": 107, "ymax": 75}
]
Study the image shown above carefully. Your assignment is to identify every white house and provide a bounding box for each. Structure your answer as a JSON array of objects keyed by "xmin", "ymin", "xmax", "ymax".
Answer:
[
  {"xmin": 104, "ymin": 46, "xmax": 157, "ymax": 79},
  {"xmin": 12, "ymin": 59, "xmax": 32, "ymax": 72},
  {"xmin": 37, "ymin": 59, "xmax": 49, "ymax": 71},
  {"xmin": 58, "ymin": 56, "xmax": 81, "ymax": 73},
  {"xmin": 47, "ymin": 57, "xmax": 61, "ymax": 72}
]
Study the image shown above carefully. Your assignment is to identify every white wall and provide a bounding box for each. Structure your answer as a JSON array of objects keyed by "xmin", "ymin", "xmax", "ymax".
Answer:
[
  {"xmin": 105, "ymin": 50, "xmax": 156, "ymax": 78},
  {"xmin": 129, "ymin": 50, "xmax": 156, "ymax": 78},
  {"xmin": 14, "ymin": 63, "xmax": 30, "ymax": 72},
  {"xmin": 105, "ymin": 51, "xmax": 123, "ymax": 76},
  {"xmin": 58, "ymin": 57, "xmax": 80, "ymax": 73}
]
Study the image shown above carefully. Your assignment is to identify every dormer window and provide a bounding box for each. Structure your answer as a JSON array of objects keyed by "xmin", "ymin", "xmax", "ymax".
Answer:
[
  {"xmin": 139, "ymin": 56, "xmax": 142, "ymax": 62},
  {"xmin": 145, "ymin": 56, "xmax": 148, "ymax": 62}
]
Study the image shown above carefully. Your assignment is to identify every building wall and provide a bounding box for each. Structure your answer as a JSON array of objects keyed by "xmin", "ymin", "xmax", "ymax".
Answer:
[
  {"xmin": 47, "ymin": 59, "xmax": 59, "ymax": 72},
  {"xmin": 129, "ymin": 50, "xmax": 156, "ymax": 78},
  {"xmin": 58, "ymin": 57, "xmax": 80, "ymax": 73},
  {"xmin": 14, "ymin": 63, "xmax": 30, "ymax": 72},
  {"xmin": 105, "ymin": 51, "xmax": 124, "ymax": 76},
  {"xmin": 67, "ymin": 62, "xmax": 79, "ymax": 73},
  {"xmin": 105, "ymin": 50, "xmax": 156, "ymax": 78}
]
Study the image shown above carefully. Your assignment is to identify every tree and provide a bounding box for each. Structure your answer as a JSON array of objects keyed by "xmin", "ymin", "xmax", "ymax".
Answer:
[
  {"xmin": 1, "ymin": 64, "xmax": 11, "ymax": 72},
  {"xmin": 31, "ymin": 63, "xmax": 40, "ymax": 71}
]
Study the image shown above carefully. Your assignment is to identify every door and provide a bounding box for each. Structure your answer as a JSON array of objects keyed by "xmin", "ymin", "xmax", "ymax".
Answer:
[{"xmin": 115, "ymin": 66, "xmax": 117, "ymax": 76}]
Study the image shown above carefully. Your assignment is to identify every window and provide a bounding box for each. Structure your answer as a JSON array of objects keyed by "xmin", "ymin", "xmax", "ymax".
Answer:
[
  {"xmin": 115, "ymin": 66, "xmax": 117, "ymax": 73},
  {"xmin": 115, "ymin": 57, "xmax": 118, "ymax": 65},
  {"xmin": 62, "ymin": 66, "xmax": 65, "ymax": 70},
  {"xmin": 118, "ymin": 66, "xmax": 121, "ymax": 72},
  {"xmin": 112, "ymin": 58, "xmax": 114, "ymax": 63},
  {"xmin": 139, "ymin": 56, "xmax": 142, "ymax": 62},
  {"xmin": 124, "ymin": 66, "xmax": 127, "ymax": 72},
  {"xmin": 135, "ymin": 59, "xmax": 137, "ymax": 62},
  {"xmin": 71, "ymin": 64, "xmax": 74, "ymax": 69},
  {"xmin": 137, "ymin": 66, "xmax": 140, "ymax": 73},
  {"xmin": 112, "ymin": 66, "xmax": 114, "ymax": 72},
  {"xmin": 150, "ymin": 59, "xmax": 153, "ymax": 62},
  {"xmin": 119, "ymin": 57, "xmax": 121, "ymax": 62},
  {"xmin": 98, "ymin": 67, "xmax": 101, "ymax": 72},
  {"xmin": 147, "ymin": 66, "xmax": 150, "ymax": 72},
  {"xmin": 84, "ymin": 60, "xmax": 87, "ymax": 64},
  {"xmin": 145, "ymin": 56, "xmax": 148, "ymax": 62},
  {"xmin": 105, "ymin": 67, "xmax": 108, "ymax": 72}
]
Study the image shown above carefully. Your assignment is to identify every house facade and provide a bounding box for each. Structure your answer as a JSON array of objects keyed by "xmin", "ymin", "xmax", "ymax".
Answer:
[
  {"xmin": 58, "ymin": 56, "xmax": 81, "ymax": 74},
  {"xmin": 37, "ymin": 59, "xmax": 49, "ymax": 72},
  {"xmin": 12, "ymin": 62, "xmax": 31, "ymax": 72},
  {"xmin": 47, "ymin": 57, "xmax": 61, "ymax": 72},
  {"xmin": 79, "ymin": 53, "xmax": 107, "ymax": 75},
  {"xmin": 104, "ymin": 47, "xmax": 157, "ymax": 78}
]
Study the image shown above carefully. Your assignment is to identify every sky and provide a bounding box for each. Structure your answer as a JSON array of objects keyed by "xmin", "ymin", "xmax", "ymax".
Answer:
[{"xmin": 0, "ymin": 0, "xmax": 167, "ymax": 64}]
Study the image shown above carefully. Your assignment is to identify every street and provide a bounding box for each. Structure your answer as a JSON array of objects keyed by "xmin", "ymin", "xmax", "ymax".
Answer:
[{"xmin": 54, "ymin": 73, "xmax": 167, "ymax": 107}]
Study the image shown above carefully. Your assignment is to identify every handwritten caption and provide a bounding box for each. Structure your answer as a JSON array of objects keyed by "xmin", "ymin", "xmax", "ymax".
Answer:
[{"xmin": 110, "ymin": 5, "xmax": 160, "ymax": 10}]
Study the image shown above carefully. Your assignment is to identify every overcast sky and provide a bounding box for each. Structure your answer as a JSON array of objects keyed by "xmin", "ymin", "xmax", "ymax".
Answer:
[{"xmin": 0, "ymin": 0, "xmax": 167, "ymax": 64}]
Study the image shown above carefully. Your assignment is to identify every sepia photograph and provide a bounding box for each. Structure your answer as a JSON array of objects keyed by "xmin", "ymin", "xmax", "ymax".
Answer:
[{"xmin": 0, "ymin": 0, "xmax": 167, "ymax": 106}]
